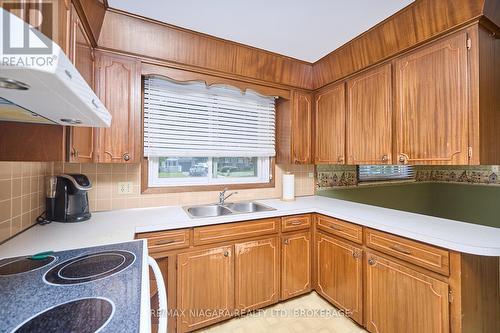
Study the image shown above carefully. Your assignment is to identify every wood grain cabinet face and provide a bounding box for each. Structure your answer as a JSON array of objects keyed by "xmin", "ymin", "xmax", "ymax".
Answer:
[
  {"xmin": 394, "ymin": 31, "xmax": 469, "ymax": 165},
  {"xmin": 68, "ymin": 5, "xmax": 95, "ymax": 163},
  {"xmin": 94, "ymin": 51, "xmax": 141, "ymax": 163},
  {"xmin": 177, "ymin": 246, "xmax": 234, "ymax": 332},
  {"xmin": 281, "ymin": 214, "xmax": 311, "ymax": 232},
  {"xmin": 234, "ymin": 237, "xmax": 280, "ymax": 311},
  {"xmin": 281, "ymin": 232, "xmax": 311, "ymax": 300},
  {"xmin": 347, "ymin": 64, "xmax": 392, "ymax": 165},
  {"xmin": 316, "ymin": 214, "xmax": 363, "ymax": 244},
  {"xmin": 316, "ymin": 232, "xmax": 363, "ymax": 324},
  {"xmin": 365, "ymin": 228, "xmax": 450, "ymax": 276},
  {"xmin": 365, "ymin": 252, "xmax": 450, "ymax": 333},
  {"xmin": 292, "ymin": 91, "xmax": 313, "ymax": 164},
  {"xmin": 314, "ymin": 83, "xmax": 346, "ymax": 164},
  {"xmin": 136, "ymin": 229, "xmax": 191, "ymax": 256}
]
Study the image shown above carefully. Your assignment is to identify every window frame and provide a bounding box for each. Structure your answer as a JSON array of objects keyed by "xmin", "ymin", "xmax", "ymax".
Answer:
[
  {"xmin": 140, "ymin": 70, "xmax": 290, "ymax": 194},
  {"xmin": 147, "ymin": 156, "xmax": 271, "ymax": 187},
  {"xmin": 141, "ymin": 157, "xmax": 275, "ymax": 194}
]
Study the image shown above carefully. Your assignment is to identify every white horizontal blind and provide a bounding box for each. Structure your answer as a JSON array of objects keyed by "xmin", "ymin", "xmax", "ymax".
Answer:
[
  {"xmin": 358, "ymin": 165, "xmax": 415, "ymax": 182},
  {"xmin": 144, "ymin": 77, "xmax": 276, "ymax": 157}
]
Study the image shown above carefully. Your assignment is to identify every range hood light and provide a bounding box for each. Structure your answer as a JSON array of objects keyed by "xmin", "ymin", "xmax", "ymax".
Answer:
[
  {"xmin": 0, "ymin": 78, "xmax": 30, "ymax": 90},
  {"xmin": 60, "ymin": 118, "xmax": 82, "ymax": 125}
]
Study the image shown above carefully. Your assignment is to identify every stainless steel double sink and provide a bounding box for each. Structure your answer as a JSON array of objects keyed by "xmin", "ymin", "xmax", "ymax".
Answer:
[{"xmin": 184, "ymin": 202, "xmax": 276, "ymax": 218}]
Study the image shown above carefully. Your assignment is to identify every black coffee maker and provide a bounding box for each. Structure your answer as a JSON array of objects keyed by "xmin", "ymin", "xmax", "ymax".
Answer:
[{"xmin": 45, "ymin": 174, "xmax": 92, "ymax": 223}]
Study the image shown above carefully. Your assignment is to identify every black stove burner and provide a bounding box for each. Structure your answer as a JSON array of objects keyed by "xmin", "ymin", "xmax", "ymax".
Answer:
[
  {"xmin": 0, "ymin": 256, "xmax": 55, "ymax": 276},
  {"xmin": 14, "ymin": 298, "xmax": 114, "ymax": 333},
  {"xmin": 44, "ymin": 250, "xmax": 135, "ymax": 285}
]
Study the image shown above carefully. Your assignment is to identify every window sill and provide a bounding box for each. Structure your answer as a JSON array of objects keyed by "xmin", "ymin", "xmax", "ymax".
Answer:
[{"xmin": 142, "ymin": 181, "xmax": 275, "ymax": 194}]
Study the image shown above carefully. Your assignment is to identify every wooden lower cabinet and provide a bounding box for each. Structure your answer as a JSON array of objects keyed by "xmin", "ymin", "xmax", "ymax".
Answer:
[
  {"xmin": 177, "ymin": 246, "xmax": 234, "ymax": 332},
  {"xmin": 281, "ymin": 231, "xmax": 311, "ymax": 299},
  {"xmin": 316, "ymin": 232, "xmax": 363, "ymax": 324},
  {"xmin": 365, "ymin": 252, "xmax": 450, "ymax": 333},
  {"xmin": 235, "ymin": 237, "xmax": 280, "ymax": 311}
]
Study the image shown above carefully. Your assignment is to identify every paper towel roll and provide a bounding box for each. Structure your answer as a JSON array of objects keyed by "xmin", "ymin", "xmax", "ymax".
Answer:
[{"xmin": 282, "ymin": 173, "xmax": 295, "ymax": 201}]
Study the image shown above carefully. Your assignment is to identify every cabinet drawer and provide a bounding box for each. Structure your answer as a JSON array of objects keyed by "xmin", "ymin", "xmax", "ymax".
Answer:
[
  {"xmin": 193, "ymin": 218, "xmax": 279, "ymax": 246},
  {"xmin": 282, "ymin": 214, "xmax": 311, "ymax": 232},
  {"xmin": 136, "ymin": 229, "xmax": 191, "ymax": 254},
  {"xmin": 365, "ymin": 229, "xmax": 450, "ymax": 275},
  {"xmin": 316, "ymin": 214, "xmax": 363, "ymax": 244}
]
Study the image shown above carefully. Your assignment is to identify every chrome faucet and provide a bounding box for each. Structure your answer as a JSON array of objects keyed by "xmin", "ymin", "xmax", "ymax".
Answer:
[{"xmin": 218, "ymin": 188, "xmax": 238, "ymax": 206}]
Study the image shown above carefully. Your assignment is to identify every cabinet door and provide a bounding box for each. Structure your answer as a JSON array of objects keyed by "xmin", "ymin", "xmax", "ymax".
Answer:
[
  {"xmin": 177, "ymin": 246, "xmax": 234, "ymax": 332},
  {"xmin": 68, "ymin": 5, "xmax": 95, "ymax": 163},
  {"xmin": 347, "ymin": 64, "xmax": 392, "ymax": 164},
  {"xmin": 235, "ymin": 237, "xmax": 279, "ymax": 311},
  {"xmin": 316, "ymin": 232, "xmax": 362, "ymax": 324},
  {"xmin": 315, "ymin": 83, "xmax": 346, "ymax": 164},
  {"xmin": 282, "ymin": 232, "xmax": 311, "ymax": 299},
  {"xmin": 95, "ymin": 51, "xmax": 141, "ymax": 163},
  {"xmin": 394, "ymin": 32, "xmax": 469, "ymax": 165},
  {"xmin": 365, "ymin": 252, "xmax": 450, "ymax": 333},
  {"xmin": 292, "ymin": 91, "xmax": 312, "ymax": 164}
]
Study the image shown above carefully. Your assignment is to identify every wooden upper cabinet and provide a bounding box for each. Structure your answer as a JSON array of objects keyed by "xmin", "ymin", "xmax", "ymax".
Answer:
[
  {"xmin": 314, "ymin": 82, "xmax": 346, "ymax": 164},
  {"xmin": 292, "ymin": 91, "xmax": 313, "ymax": 164},
  {"xmin": 177, "ymin": 246, "xmax": 234, "ymax": 332},
  {"xmin": 67, "ymin": 5, "xmax": 95, "ymax": 163},
  {"xmin": 394, "ymin": 31, "xmax": 469, "ymax": 165},
  {"xmin": 94, "ymin": 51, "xmax": 141, "ymax": 163},
  {"xmin": 365, "ymin": 252, "xmax": 450, "ymax": 333},
  {"xmin": 282, "ymin": 231, "xmax": 311, "ymax": 300},
  {"xmin": 276, "ymin": 91, "xmax": 313, "ymax": 164},
  {"xmin": 347, "ymin": 64, "xmax": 392, "ymax": 164},
  {"xmin": 234, "ymin": 237, "xmax": 280, "ymax": 311},
  {"xmin": 316, "ymin": 232, "xmax": 363, "ymax": 324}
]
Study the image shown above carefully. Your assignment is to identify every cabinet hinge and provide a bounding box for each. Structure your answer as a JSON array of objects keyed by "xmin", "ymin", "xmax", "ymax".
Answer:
[
  {"xmin": 468, "ymin": 147, "xmax": 473, "ymax": 159},
  {"xmin": 466, "ymin": 37, "xmax": 472, "ymax": 50},
  {"xmin": 448, "ymin": 289, "xmax": 453, "ymax": 303}
]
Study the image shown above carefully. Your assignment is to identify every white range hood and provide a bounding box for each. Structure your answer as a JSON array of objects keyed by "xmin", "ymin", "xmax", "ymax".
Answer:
[{"xmin": 0, "ymin": 8, "xmax": 111, "ymax": 127}]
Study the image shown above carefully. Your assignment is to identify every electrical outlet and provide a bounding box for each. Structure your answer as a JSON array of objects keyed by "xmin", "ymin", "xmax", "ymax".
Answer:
[
  {"xmin": 308, "ymin": 172, "xmax": 314, "ymax": 178},
  {"xmin": 118, "ymin": 182, "xmax": 133, "ymax": 194},
  {"xmin": 492, "ymin": 166, "xmax": 499, "ymax": 173}
]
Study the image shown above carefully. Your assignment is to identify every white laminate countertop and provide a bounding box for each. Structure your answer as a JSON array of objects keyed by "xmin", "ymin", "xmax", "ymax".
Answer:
[{"xmin": 1, "ymin": 196, "xmax": 499, "ymax": 258}]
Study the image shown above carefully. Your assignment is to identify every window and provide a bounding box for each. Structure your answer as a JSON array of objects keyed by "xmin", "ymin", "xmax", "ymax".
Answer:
[
  {"xmin": 144, "ymin": 77, "xmax": 275, "ymax": 188},
  {"xmin": 358, "ymin": 165, "xmax": 415, "ymax": 182}
]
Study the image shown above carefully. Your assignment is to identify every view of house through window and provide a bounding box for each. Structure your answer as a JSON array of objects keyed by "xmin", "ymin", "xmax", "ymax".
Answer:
[
  {"xmin": 157, "ymin": 157, "xmax": 259, "ymax": 178},
  {"xmin": 148, "ymin": 156, "xmax": 270, "ymax": 186}
]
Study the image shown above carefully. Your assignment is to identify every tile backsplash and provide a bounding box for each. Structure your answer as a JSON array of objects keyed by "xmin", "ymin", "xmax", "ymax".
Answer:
[
  {"xmin": 53, "ymin": 162, "xmax": 315, "ymax": 213},
  {"xmin": 0, "ymin": 162, "xmax": 52, "ymax": 242}
]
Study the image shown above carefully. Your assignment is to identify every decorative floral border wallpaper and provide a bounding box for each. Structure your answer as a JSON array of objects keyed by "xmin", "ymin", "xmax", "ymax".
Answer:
[
  {"xmin": 316, "ymin": 165, "xmax": 500, "ymax": 190},
  {"xmin": 415, "ymin": 166, "xmax": 499, "ymax": 185},
  {"xmin": 316, "ymin": 165, "xmax": 357, "ymax": 189}
]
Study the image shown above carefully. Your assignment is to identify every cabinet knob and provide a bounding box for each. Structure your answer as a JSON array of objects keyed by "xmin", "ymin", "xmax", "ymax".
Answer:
[
  {"xmin": 381, "ymin": 155, "xmax": 389, "ymax": 163},
  {"xmin": 352, "ymin": 251, "xmax": 361, "ymax": 259},
  {"xmin": 123, "ymin": 153, "xmax": 130, "ymax": 161},
  {"xmin": 223, "ymin": 251, "xmax": 229, "ymax": 257},
  {"xmin": 368, "ymin": 258, "xmax": 377, "ymax": 266},
  {"xmin": 284, "ymin": 239, "xmax": 289, "ymax": 245},
  {"xmin": 399, "ymin": 153, "xmax": 409, "ymax": 164},
  {"xmin": 337, "ymin": 155, "xmax": 344, "ymax": 163}
]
